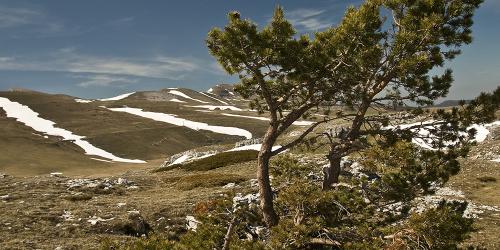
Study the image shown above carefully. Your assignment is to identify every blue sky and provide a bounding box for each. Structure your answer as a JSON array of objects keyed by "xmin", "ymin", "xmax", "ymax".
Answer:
[{"xmin": 0, "ymin": 0, "xmax": 498, "ymax": 100}]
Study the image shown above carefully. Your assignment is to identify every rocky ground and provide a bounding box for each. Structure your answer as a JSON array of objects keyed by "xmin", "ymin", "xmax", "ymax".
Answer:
[
  {"xmin": 0, "ymin": 161, "xmax": 256, "ymax": 249},
  {"xmin": 0, "ymin": 128, "xmax": 499, "ymax": 249}
]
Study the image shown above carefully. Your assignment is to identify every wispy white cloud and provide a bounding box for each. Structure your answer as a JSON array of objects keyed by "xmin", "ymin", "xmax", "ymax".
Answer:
[
  {"xmin": 0, "ymin": 5, "xmax": 64, "ymax": 33},
  {"xmin": 72, "ymin": 74, "xmax": 138, "ymax": 87},
  {"xmin": 286, "ymin": 8, "xmax": 332, "ymax": 31},
  {"xmin": 0, "ymin": 6, "xmax": 42, "ymax": 28},
  {"xmin": 0, "ymin": 57, "xmax": 14, "ymax": 62},
  {"xmin": 0, "ymin": 48, "xmax": 201, "ymax": 80}
]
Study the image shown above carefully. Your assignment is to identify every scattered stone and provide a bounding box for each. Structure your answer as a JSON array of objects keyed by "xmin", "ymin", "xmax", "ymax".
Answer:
[
  {"xmin": 115, "ymin": 178, "xmax": 128, "ymax": 185},
  {"xmin": 88, "ymin": 216, "xmax": 114, "ymax": 225},
  {"xmin": 186, "ymin": 215, "xmax": 200, "ymax": 231},
  {"xmin": 50, "ymin": 172, "xmax": 63, "ymax": 177},
  {"xmin": 235, "ymin": 138, "xmax": 262, "ymax": 148},
  {"xmin": 117, "ymin": 202, "xmax": 127, "ymax": 208},
  {"xmin": 307, "ymin": 171, "xmax": 322, "ymax": 181},
  {"xmin": 233, "ymin": 193, "xmax": 259, "ymax": 211},
  {"xmin": 65, "ymin": 178, "xmax": 137, "ymax": 190},
  {"xmin": 61, "ymin": 210, "xmax": 75, "ymax": 221}
]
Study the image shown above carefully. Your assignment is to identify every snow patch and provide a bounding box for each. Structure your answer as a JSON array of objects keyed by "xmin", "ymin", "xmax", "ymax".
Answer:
[
  {"xmin": 198, "ymin": 92, "xmax": 229, "ymax": 105},
  {"xmin": 168, "ymin": 90, "xmax": 209, "ymax": 103},
  {"xmin": 99, "ymin": 92, "xmax": 135, "ymax": 101},
  {"xmin": 169, "ymin": 98, "xmax": 186, "ymax": 103},
  {"xmin": 228, "ymin": 143, "xmax": 282, "ymax": 152},
  {"xmin": 108, "ymin": 107, "xmax": 252, "ymax": 139},
  {"xmin": 74, "ymin": 99, "xmax": 93, "ymax": 103},
  {"xmin": 0, "ymin": 97, "xmax": 145, "ymax": 163}
]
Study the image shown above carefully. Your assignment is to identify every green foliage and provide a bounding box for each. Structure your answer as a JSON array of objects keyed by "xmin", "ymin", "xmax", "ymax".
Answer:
[
  {"xmin": 270, "ymin": 154, "xmax": 314, "ymax": 185},
  {"xmin": 175, "ymin": 173, "xmax": 246, "ymax": 190},
  {"xmin": 268, "ymin": 155, "xmax": 381, "ymax": 249},
  {"xmin": 100, "ymin": 234, "xmax": 175, "ymax": 250},
  {"xmin": 360, "ymin": 141, "xmax": 467, "ymax": 202},
  {"xmin": 155, "ymin": 150, "xmax": 258, "ymax": 172},
  {"xmin": 177, "ymin": 197, "xmax": 265, "ymax": 250},
  {"xmin": 152, "ymin": 0, "xmax": 491, "ymax": 248},
  {"xmin": 389, "ymin": 201, "xmax": 475, "ymax": 249}
]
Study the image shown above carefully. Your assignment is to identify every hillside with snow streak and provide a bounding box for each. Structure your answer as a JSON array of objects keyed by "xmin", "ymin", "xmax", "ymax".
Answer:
[
  {"xmin": 107, "ymin": 107, "xmax": 252, "ymax": 139},
  {"xmin": 0, "ymin": 97, "xmax": 146, "ymax": 163}
]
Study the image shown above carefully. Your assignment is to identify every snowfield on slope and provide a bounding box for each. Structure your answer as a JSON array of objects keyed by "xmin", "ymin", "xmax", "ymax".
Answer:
[
  {"xmin": 73, "ymin": 92, "xmax": 136, "ymax": 103},
  {"xmin": 99, "ymin": 92, "xmax": 136, "ymax": 101},
  {"xmin": 198, "ymin": 92, "xmax": 229, "ymax": 105},
  {"xmin": 74, "ymin": 99, "xmax": 93, "ymax": 103},
  {"xmin": 168, "ymin": 90, "xmax": 209, "ymax": 103},
  {"xmin": 166, "ymin": 143, "xmax": 282, "ymax": 166},
  {"xmin": 0, "ymin": 97, "xmax": 146, "ymax": 163},
  {"xmin": 169, "ymin": 98, "xmax": 186, "ymax": 103},
  {"xmin": 107, "ymin": 107, "xmax": 252, "ymax": 139},
  {"xmin": 228, "ymin": 143, "xmax": 282, "ymax": 152}
]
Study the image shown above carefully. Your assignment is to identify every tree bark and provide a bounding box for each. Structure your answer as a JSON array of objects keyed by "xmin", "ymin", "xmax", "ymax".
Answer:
[
  {"xmin": 257, "ymin": 125, "xmax": 280, "ymax": 227},
  {"xmin": 322, "ymin": 155, "xmax": 342, "ymax": 190}
]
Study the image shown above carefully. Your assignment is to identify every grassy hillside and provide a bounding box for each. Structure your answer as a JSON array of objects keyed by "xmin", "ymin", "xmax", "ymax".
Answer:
[{"xmin": 0, "ymin": 90, "xmax": 272, "ymax": 175}]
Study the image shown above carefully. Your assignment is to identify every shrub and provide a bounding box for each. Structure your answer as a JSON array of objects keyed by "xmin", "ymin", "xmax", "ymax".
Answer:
[
  {"xmin": 388, "ymin": 201, "xmax": 474, "ymax": 249},
  {"xmin": 100, "ymin": 234, "xmax": 174, "ymax": 250}
]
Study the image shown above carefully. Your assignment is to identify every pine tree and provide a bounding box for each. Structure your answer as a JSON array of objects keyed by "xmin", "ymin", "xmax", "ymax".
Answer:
[{"xmin": 207, "ymin": 0, "xmax": 485, "ymax": 226}]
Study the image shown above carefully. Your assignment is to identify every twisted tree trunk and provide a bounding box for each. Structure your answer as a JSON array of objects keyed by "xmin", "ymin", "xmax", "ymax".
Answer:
[
  {"xmin": 257, "ymin": 125, "xmax": 279, "ymax": 227},
  {"xmin": 322, "ymin": 155, "xmax": 342, "ymax": 190}
]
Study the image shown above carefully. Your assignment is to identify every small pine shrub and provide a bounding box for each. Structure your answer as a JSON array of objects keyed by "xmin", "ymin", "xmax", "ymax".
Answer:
[{"xmin": 388, "ymin": 201, "xmax": 475, "ymax": 249}]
